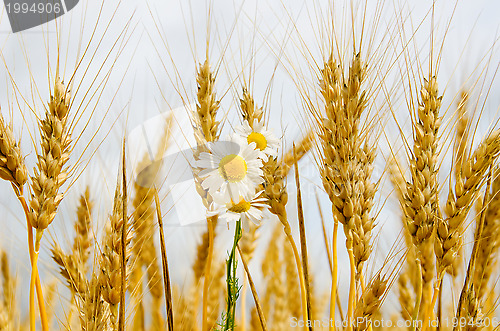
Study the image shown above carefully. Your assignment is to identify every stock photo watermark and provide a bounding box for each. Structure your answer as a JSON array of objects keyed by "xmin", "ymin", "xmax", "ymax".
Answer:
[
  {"xmin": 290, "ymin": 317, "xmax": 500, "ymax": 329},
  {"xmin": 4, "ymin": 0, "xmax": 79, "ymax": 32}
]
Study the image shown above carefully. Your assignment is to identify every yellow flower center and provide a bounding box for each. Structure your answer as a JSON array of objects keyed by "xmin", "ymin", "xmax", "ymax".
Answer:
[
  {"xmin": 228, "ymin": 199, "xmax": 252, "ymax": 213},
  {"xmin": 218, "ymin": 154, "xmax": 247, "ymax": 182},
  {"xmin": 247, "ymin": 132, "xmax": 267, "ymax": 151}
]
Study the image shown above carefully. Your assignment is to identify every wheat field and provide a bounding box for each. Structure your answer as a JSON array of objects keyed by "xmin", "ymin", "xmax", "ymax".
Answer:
[{"xmin": 0, "ymin": 0, "xmax": 500, "ymax": 330}]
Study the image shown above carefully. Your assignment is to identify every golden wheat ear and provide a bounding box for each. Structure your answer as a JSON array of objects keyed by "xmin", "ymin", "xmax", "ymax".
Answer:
[
  {"xmin": 472, "ymin": 167, "xmax": 500, "ymax": 303},
  {"xmin": 0, "ymin": 111, "xmax": 28, "ymax": 191},
  {"xmin": 30, "ymin": 77, "xmax": 72, "ymax": 246},
  {"xmin": 72, "ymin": 187, "xmax": 93, "ymax": 273},
  {"xmin": 262, "ymin": 152, "xmax": 310, "ymax": 325},
  {"xmin": 239, "ymin": 87, "xmax": 264, "ymax": 129},
  {"xmin": 80, "ymin": 273, "xmax": 107, "ymax": 331},
  {"xmin": 316, "ymin": 52, "xmax": 378, "ymax": 329},
  {"xmin": 0, "ymin": 250, "xmax": 18, "ymax": 330},
  {"xmin": 437, "ymin": 130, "xmax": 500, "ymax": 276},
  {"xmin": 100, "ymin": 170, "xmax": 128, "ymax": 329},
  {"xmin": 353, "ymin": 275, "xmax": 389, "ymax": 331}
]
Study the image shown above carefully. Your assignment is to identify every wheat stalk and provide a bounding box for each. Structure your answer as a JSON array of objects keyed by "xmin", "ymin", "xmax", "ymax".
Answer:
[{"xmin": 154, "ymin": 189, "xmax": 174, "ymax": 331}]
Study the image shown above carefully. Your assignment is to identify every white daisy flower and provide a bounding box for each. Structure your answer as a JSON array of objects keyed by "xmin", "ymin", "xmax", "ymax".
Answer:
[
  {"xmin": 196, "ymin": 139, "xmax": 264, "ymax": 201},
  {"xmin": 208, "ymin": 192, "xmax": 268, "ymax": 229},
  {"xmin": 235, "ymin": 120, "xmax": 280, "ymax": 161}
]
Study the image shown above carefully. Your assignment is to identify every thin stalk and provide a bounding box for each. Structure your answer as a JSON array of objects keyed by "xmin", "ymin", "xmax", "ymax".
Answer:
[
  {"xmin": 203, "ymin": 217, "xmax": 215, "ymax": 331},
  {"xmin": 437, "ymin": 281, "xmax": 443, "ymax": 331},
  {"xmin": 411, "ymin": 260, "xmax": 423, "ymax": 331},
  {"xmin": 224, "ymin": 220, "xmax": 243, "ymax": 331},
  {"xmin": 282, "ymin": 226, "xmax": 308, "ymax": 330},
  {"xmin": 330, "ymin": 218, "xmax": 339, "ymax": 331},
  {"xmin": 347, "ymin": 244, "xmax": 356, "ymax": 331},
  {"xmin": 154, "ymin": 190, "xmax": 174, "ymax": 331},
  {"xmin": 118, "ymin": 140, "xmax": 127, "ymax": 331},
  {"xmin": 318, "ymin": 191, "xmax": 344, "ymax": 327},
  {"xmin": 29, "ymin": 251, "xmax": 39, "ymax": 331},
  {"xmin": 18, "ymin": 192, "xmax": 48, "ymax": 331},
  {"xmin": 317, "ymin": 192, "xmax": 333, "ymax": 272},
  {"xmin": 237, "ymin": 244, "xmax": 268, "ymax": 331},
  {"xmin": 293, "ymin": 145, "xmax": 312, "ymax": 330},
  {"xmin": 421, "ymin": 274, "xmax": 443, "ymax": 331},
  {"xmin": 241, "ymin": 282, "xmax": 247, "ymax": 331}
]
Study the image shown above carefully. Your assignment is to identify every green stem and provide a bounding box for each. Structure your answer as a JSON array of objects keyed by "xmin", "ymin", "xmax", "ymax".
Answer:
[{"xmin": 224, "ymin": 220, "xmax": 243, "ymax": 331}]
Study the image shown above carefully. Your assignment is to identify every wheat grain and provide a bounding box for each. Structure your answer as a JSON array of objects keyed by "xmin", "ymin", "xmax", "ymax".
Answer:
[
  {"xmin": 192, "ymin": 217, "xmax": 219, "ymax": 281},
  {"xmin": 273, "ymin": 271, "xmax": 287, "ymax": 331},
  {"xmin": 353, "ymin": 275, "xmax": 388, "ymax": 331},
  {"xmin": 388, "ymin": 157, "xmax": 420, "ymax": 320},
  {"xmin": 100, "ymin": 174, "xmax": 129, "ymax": 327},
  {"xmin": 240, "ymin": 87, "xmax": 263, "ymax": 128},
  {"xmin": 280, "ymin": 131, "xmax": 314, "ymax": 176},
  {"xmin": 52, "ymin": 244, "xmax": 87, "ymax": 295},
  {"xmin": 73, "ymin": 187, "xmax": 93, "ymax": 273},
  {"xmin": 0, "ymin": 110, "xmax": 28, "ymax": 190},
  {"xmin": 401, "ymin": 76, "xmax": 442, "ymax": 322},
  {"xmin": 454, "ymin": 91, "xmax": 470, "ymax": 179},
  {"xmin": 403, "ymin": 76, "xmax": 441, "ymax": 274},
  {"xmin": 194, "ymin": 59, "xmax": 220, "ymax": 145},
  {"xmin": 397, "ymin": 270, "xmax": 414, "ymax": 321},
  {"xmin": 261, "ymin": 224, "xmax": 282, "ymax": 321},
  {"xmin": 240, "ymin": 222, "xmax": 259, "ymax": 263},
  {"xmin": 206, "ymin": 260, "xmax": 225, "ymax": 331},
  {"xmin": 174, "ymin": 284, "xmax": 198, "ymax": 331},
  {"xmin": 129, "ymin": 118, "xmax": 172, "ymax": 330},
  {"xmin": 146, "ymin": 250, "xmax": 165, "ymax": 330},
  {"xmin": 0, "ymin": 251, "xmax": 16, "ymax": 330},
  {"xmin": 473, "ymin": 167, "xmax": 500, "ymax": 301},
  {"xmin": 460, "ymin": 290, "xmax": 483, "ymax": 331},
  {"xmin": 317, "ymin": 53, "xmax": 376, "ymax": 331},
  {"xmin": 191, "ymin": 58, "xmax": 221, "ymax": 331},
  {"xmin": 262, "ymin": 156, "xmax": 288, "ymax": 220},
  {"xmin": 43, "ymin": 280, "xmax": 57, "ymax": 330},
  {"xmin": 318, "ymin": 54, "xmax": 375, "ymax": 275},
  {"xmin": 30, "ymin": 77, "xmax": 72, "ymax": 248},
  {"xmin": 261, "ymin": 155, "xmax": 309, "ymax": 326},
  {"xmin": 249, "ymin": 307, "xmax": 262, "ymax": 331},
  {"xmin": 80, "ymin": 273, "xmax": 107, "ymax": 331},
  {"xmin": 436, "ymin": 129, "xmax": 500, "ymax": 275},
  {"xmin": 284, "ymin": 234, "xmax": 301, "ymax": 319},
  {"xmin": 447, "ymin": 91, "xmax": 470, "ymax": 277}
]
